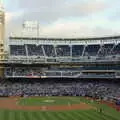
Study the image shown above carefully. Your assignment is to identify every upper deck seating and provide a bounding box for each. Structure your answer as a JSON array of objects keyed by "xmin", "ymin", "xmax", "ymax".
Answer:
[
  {"xmin": 9, "ymin": 43, "xmax": 120, "ymax": 57},
  {"xmin": 72, "ymin": 45, "xmax": 84, "ymax": 57},
  {"xmin": 84, "ymin": 45, "xmax": 100, "ymax": 56},
  {"xmin": 27, "ymin": 44, "xmax": 44, "ymax": 56},
  {"xmin": 43, "ymin": 45, "xmax": 55, "ymax": 57},
  {"xmin": 99, "ymin": 44, "xmax": 114, "ymax": 56},
  {"xmin": 10, "ymin": 45, "xmax": 26, "ymax": 56},
  {"xmin": 56, "ymin": 45, "xmax": 70, "ymax": 56},
  {"xmin": 112, "ymin": 43, "xmax": 120, "ymax": 55}
]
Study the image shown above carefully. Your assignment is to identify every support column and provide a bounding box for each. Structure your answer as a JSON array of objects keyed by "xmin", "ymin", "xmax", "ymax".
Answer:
[{"xmin": 41, "ymin": 45, "xmax": 47, "ymax": 62}]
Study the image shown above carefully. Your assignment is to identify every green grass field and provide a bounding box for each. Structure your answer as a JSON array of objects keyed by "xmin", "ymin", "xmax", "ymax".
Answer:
[
  {"xmin": 19, "ymin": 96, "xmax": 82, "ymax": 106},
  {"xmin": 0, "ymin": 96, "xmax": 120, "ymax": 120}
]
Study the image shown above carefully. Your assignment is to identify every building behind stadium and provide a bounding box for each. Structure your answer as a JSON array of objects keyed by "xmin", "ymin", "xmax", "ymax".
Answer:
[{"xmin": 0, "ymin": 4, "xmax": 5, "ymax": 77}]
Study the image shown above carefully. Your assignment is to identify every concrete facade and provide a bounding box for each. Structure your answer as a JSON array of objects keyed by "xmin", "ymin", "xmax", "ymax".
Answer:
[
  {"xmin": 0, "ymin": 6, "xmax": 5, "ymax": 78},
  {"xmin": 0, "ymin": 8, "xmax": 4, "ymax": 60}
]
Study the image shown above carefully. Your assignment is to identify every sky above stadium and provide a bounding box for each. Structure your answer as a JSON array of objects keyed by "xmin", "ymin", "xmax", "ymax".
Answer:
[{"xmin": 3, "ymin": 0, "xmax": 120, "ymax": 37}]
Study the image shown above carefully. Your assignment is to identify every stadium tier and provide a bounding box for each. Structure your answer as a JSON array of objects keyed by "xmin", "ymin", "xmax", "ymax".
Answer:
[
  {"xmin": 0, "ymin": 79, "xmax": 120, "ymax": 99},
  {"xmin": 4, "ymin": 36, "xmax": 120, "ymax": 78},
  {"xmin": 9, "ymin": 42, "xmax": 120, "ymax": 58}
]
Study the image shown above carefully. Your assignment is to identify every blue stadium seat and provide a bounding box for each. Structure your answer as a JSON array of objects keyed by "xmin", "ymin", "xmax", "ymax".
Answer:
[
  {"xmin": 99, "ymin": 44, "xmax": 114, "ymax": 56},
  {"xmin": 112, "ymin": 43, "xmax": 120, "ymax": 55},
  {"xmin": 10, "ymin": 45, "xmax": 26, "ymax": 56},
  {"xmin": 72, "ymin": 45, "xmax": 84, "ymax": 57},
  {"xmin": 84, "ymin": 45, "xmax": 100, "ymax": 56},
  {"xmin": 43, "ymin": 45, "xmax": 55, "ymax": 57},
  {"xmin": 56, "ymin": 45, "xmax": 70, "ymax": 56},
  {"xmin": 27, "ymin": 44, "xmax": 44, "ymax": 56}
]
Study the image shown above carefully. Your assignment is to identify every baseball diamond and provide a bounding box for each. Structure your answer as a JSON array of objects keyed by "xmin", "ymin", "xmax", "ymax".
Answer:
[{"xmin": 0, "ymin": 96, "xmax": 119, "ymax": 120}]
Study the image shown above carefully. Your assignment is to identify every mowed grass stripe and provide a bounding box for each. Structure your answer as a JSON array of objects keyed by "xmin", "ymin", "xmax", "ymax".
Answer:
[
  {"xmin": 61, "ymin": 112, "xmax": 75, "ymax": 120},
  {"xmin": 0, "ymin": 110, "xmax": 5, "ymax": 120},
  {"xmin": 85, "ymin": 111, "xmax": 105, "ymax": 120},
  {"xmin": 68, "ymin": 111, "xmax": 84, "ymax": 120},
  {"xmin": 42, "ymin": 112, "xmax": 53, "ymax": 120},
  {"xmin": 67, "ymin": 112, "xmax": 79, "ymax": 120},
  {"xmin": 20, "ymin": 112, "xmax": 25, "ymax": 120},
  {"xmin": 53, "ymin": 112, "xmax": 68, "ymax": 120},
  {"xmin": 28, "ymin": 112, "xmax": 35, "ymax": 120},
  {"xmin": 14, "ymin": 111, "xmax": 21, "ymax": 120},
  {"xmin": 84, "ymin": 110, "xmax": 113, "ymax": 120},
  {"xmin": 58, "ymin": 112, "xmax": 73, "ymax": 120},
  {"xmin": 78, "ymin": 111, "xmax": 97, "ymax": 120},
  {"xmin": 46, "ymin": 112, "xmax": 58, "ymax": 120},
  {"xmin": 18, "ymin": 111, "xmax": 25, "ymax": 120},
  {"xmin": 102, "ymin": 113, "xmax": 119, "ymax": 120},
  {"xmin": 28, "ymin": 112, "xmax": 34, "ymax": 120},
  {"xmin": 88, "ymin": 110, "xmax": 115, "ymax": 120},
  {"xmin": 9, "ymin": 111, "xmax": 15, "ymax": 120},
  {"xmin": 74, "ymin": 111, "xmax": 92, "ymax": 120},
  {"xmin": 39, "ymin": 112, "xmax": 49, "ymax": 120},
  {"xmin": 23, "ymin": 111, "xmax": 34, "ymax": 120},
  {"xmin": 71, "ymin": 111, "xmax": 87, "ymax": 120},
  {"xmin": 32, "ymin": 112, "xmax": 45, "ymax": 120},
  {"xmin": 103, "ymin": 107, "xmax": 120, "ymax": 120},
  {"xmin": 3, "ymin": 110, "xmax": 9, "ymax": 120},
  {"xmin": 56, "ymin": 112, "xmax": 70, "ymax": 120},
  {"xmin": 87, "ymin": 110, "xmax": 119, "ymax": 120},
  {"xmin": 86, "ymin": 111, "xmax": 107, "ymax": 120}
]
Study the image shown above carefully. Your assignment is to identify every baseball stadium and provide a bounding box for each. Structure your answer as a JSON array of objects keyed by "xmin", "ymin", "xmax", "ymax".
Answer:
[
  {"xmin": 0, "ymin": 35, "xmax": 118, "ymax": 120},
  {"xmin": 0, "ymin": 2, "xmax": 120, "ymax": 120}
]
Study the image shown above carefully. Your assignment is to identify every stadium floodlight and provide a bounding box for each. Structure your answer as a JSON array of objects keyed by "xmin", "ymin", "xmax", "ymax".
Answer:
[
  {"xmin": 22, "ymin": 21, "xmax": 40, "ymax": 37},
  {"xmin": 23, "ymin": 21, "xmax": 38, "ymax": 29}
]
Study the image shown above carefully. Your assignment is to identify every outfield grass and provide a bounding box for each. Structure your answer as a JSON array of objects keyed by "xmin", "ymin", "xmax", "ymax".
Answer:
[
  {"xmin": 0, "ymin": 109, "xmax": 119, "ymax": 120},
  {"xmin": 0, "ymin": 96, "xmax": 120, "ymax": 120}
]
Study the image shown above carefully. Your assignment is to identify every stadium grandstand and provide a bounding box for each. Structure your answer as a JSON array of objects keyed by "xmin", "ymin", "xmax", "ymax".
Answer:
[
  {"xmin": 4, "ymin": 35, "xmax": 120, "ymax": 79},
  {"xmin": 1, "ymin": 1, "xmax": 120, "ymax": 119}
]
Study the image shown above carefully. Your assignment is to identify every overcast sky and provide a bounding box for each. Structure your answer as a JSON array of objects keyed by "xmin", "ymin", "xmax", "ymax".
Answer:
[{"xmin": 3, "ymin": 0, "xmax": 120, "ymax": 38}]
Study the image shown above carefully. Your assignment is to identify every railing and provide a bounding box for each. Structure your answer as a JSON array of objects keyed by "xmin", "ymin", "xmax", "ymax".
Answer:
[
  {"xmin": 3, "ymin": 55, "xmax": 120, "ymax": 64},
  {"xmin": 5, "ymin": 70, "xmax": 116, "ymax": 78}
]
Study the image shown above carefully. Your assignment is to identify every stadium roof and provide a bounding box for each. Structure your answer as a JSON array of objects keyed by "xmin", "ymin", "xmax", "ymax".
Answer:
[{"xmin": 9, "ymin": 35, "xmax": 120, "ymax": 41}]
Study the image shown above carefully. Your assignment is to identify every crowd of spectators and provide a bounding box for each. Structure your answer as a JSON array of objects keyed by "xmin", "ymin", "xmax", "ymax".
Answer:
[{"xmin": 0, "ymin": 80, "xmax": 120, "ymax": 101}]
